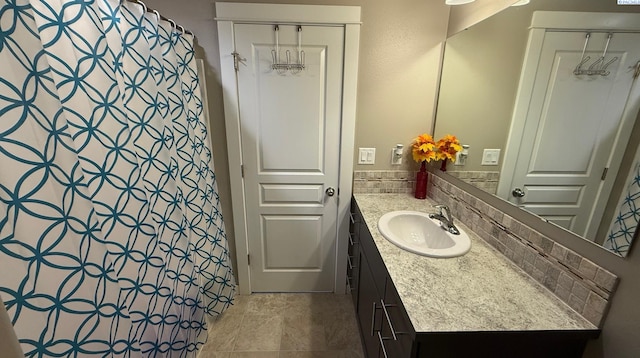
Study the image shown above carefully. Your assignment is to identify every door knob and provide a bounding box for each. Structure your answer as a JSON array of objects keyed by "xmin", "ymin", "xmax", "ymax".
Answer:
[
  {"xmin": 326, "ymin": 187, "xmax": 336, "ymax": 197},
  {"xmin": 512, "ymin": 188, "xmax": 525, "ymax": 198}
]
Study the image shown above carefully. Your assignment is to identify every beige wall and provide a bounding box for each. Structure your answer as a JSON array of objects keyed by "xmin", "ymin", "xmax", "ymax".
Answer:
[
  {"xmin": 352, "ymin": 0, "xmax": 449, "ymax": 171},
  {"xmin": 435, "ymin": 4, "xmax": 530, "ymax": 171},
  {"xmin": 143, "ymin": 0, "xmax": 451, "ymax": 275}
]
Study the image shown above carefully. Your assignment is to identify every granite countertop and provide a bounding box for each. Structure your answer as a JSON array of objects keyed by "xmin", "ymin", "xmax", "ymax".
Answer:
[{"xmin": 354, "ymin": 193, "xmax": 597, "ymax": 333}]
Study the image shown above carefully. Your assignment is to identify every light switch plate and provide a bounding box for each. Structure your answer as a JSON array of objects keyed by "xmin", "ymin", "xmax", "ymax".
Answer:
[
  {"xmin": 358, "ymin": 148, "xmax": 376, "ymax": 165},
  {"xmin": 481, "ymin": 149, "xmax": 500, "ymax": 165}
]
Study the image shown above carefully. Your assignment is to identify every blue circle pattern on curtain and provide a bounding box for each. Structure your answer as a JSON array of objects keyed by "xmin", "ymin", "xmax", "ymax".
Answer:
[
  {"xmin": 0, "ymin": 0, "xmax": 236, "ymax": 356},
  {"xmin": 605, "ymin": 162, "xmax": 640, "ymax": 256}
]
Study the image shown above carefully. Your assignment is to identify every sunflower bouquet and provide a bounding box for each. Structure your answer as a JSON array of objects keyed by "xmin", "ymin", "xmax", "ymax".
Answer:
[
  {"xmin": 411, "ymin": 133, "xmax": 461, "ymax": 164},
  {"xmin": 411, "ymin": 133, "xmax": 462, "ymax": 198}
]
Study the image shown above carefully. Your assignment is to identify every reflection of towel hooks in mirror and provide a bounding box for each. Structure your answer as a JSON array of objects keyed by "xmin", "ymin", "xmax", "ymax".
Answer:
[
  {"xmin": 573, "ymin": 32, "xmax": 591, "ymax": 75},
  {"xmin": 574, "ymin": 56, "xmax": 592, "ymax": 75},
  {"xmin": 630, "ymin": 60, "xmax": 640, "ymax": 79},
  {"xmin": 271, "ymin": 25, "xmax": 305, "ymax": 75},
  {"xmin": 574, "ymin": 32, "xmax": 619, "ymax": 76},
  {"xmin": 598, "ymin": 56, "xmax": 619, "ymax": 77}
]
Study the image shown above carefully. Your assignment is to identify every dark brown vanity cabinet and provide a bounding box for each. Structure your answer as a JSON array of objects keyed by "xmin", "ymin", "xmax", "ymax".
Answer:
[
  {"xmin": 352, "ymin": 199, "xmax": 415, "ymax": 358},
  {"xmin": 349, "ymin": 198, "xmax": 599, "ymax": 358}
]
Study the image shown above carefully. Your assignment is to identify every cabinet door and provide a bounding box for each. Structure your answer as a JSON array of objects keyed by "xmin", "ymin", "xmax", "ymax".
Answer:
[{"xmin": 357, "ymin": 251, "xmax": 383, "ymax": 358}]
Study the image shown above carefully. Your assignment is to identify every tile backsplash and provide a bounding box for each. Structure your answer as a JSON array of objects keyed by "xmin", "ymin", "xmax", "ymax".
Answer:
[
  {"xmin": 428, "ymin": 174, "xmax": 617, "ymax": 327},
  {"xmin": 353, "ymin": 169, "xmax": 618, "ymax": 327},
  {"xmin": 353, "ymin": 170, "xmax": 414, "ymax": 194}
]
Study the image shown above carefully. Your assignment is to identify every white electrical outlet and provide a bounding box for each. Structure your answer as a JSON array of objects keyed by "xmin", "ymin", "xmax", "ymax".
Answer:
[
  {"xmin": 358, "ymin": 148, "xmax": 376, "ymax": 165},
  {"xmin": 391, "ymin": 144, "xmax": 404, "ymax": 165}
]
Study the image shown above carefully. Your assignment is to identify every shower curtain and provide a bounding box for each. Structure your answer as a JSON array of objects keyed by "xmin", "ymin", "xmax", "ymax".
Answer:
[
  {"xmin": 0, "ymin": 0, "xmax": 235, "ymax": 356},
  {"xmin": 606, "ymin": 161, "xmax": 640, "ymax": 256}
]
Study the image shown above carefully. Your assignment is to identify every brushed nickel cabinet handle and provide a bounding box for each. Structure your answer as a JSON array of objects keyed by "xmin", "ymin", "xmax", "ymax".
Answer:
[
  {"xmin": 348, "ymin": 232, "xmax": 359, "ymax": 246},
  {"xmin": 377, "ymin": 331, "xmax": 389, "ymax": 358},
  {"xmin": 370, "ymin": 302, "xmax": 377, "ymax": 337},
  {"xmin": 380, "ymin": 299, "xmax": 397, "ymax": 340}
]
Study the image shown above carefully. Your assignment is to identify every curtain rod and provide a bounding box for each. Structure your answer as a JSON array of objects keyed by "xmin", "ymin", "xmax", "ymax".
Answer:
[{"xmin": 121, "ymin": 0, "xmax": 194, "ymax": 37}]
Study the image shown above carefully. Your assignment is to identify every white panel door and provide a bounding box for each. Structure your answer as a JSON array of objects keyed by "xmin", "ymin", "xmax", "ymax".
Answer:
[
  {"xmin": 235, "ymin": 24, "xmax": 344, "ymax": 292},
  {"xmin": 505, "ymin": 31, "xmax": 640, "ymax": 236}
]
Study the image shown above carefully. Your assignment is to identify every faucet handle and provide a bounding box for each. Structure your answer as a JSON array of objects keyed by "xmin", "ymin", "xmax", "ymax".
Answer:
[
  {"xmin": 434, "ymin": 204, "xmax": 453, "ymax": 223},
  {"xmin": 433, "ymin": 204, "xmax": 448, "ymax": 215}
]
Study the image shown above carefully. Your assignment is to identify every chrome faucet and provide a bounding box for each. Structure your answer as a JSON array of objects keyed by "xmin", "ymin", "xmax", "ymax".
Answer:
[{"xmin": 429, "ymin": 204, "xmax": 460, "ymax": 235}]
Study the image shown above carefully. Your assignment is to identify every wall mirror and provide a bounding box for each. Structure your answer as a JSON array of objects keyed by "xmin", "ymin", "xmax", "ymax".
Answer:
[{"xmin": 434, "ymin": 0, "xmax": 640, "ymax": 257}]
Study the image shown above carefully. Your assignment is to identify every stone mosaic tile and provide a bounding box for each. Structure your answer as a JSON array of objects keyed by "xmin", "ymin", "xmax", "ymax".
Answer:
[{"xmin": 353, "ymin": 170, "xmax": 415, "ymax": 194}]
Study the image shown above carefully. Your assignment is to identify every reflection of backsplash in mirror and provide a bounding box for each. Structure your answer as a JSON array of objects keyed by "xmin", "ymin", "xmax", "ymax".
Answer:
[
  {"xmin": 434, "ymin": 0, "xmax": 640, "ymax": 255},
  {"xmin": 446, "ymin": 170, "xmax": 499, "ymax": 195},
  {"xmin": 428, "ymin": 174, "xmax": 617, "ymax": 327}
]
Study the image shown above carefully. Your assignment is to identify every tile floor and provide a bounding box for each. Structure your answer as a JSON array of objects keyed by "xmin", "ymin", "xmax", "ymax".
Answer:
[{"xmin": 198, "ymin": 293, "xmax": 364, "ymax": 358}]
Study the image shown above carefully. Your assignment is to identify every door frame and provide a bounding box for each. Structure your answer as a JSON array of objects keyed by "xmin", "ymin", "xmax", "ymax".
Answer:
[
  {"xmin": 215, "ymin": 3, "xmax": 361, "ymax": 294},
  {"xmin": 498, "ymin": 11, "xmax": 640, "ymax": 238}
]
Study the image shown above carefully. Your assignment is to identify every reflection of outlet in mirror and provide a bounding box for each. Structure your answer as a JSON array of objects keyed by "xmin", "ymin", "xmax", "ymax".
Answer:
[
  {"xmin": 358, "ymin": 148, "xmax": 376, "ymax": 165},
  {"xmin": 455, "ymin": 144, "xmax": 470, "ymax": 166},
  {"xmin": 481, "ymin": 149, "xmax": 500, "ymax": 165}
]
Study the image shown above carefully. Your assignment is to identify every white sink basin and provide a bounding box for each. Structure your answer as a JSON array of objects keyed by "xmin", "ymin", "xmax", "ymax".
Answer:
[{"xmin": 377, "ymin": 211, "xmax": 471, "ymax": 258}]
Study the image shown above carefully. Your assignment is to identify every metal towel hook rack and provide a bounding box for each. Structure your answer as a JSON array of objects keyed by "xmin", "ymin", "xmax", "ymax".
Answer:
[
  {"xmin": 574, "ymin": 32, "xmax": 618, "ymax": 77},
  {"xmin": 271, "ymin": 25, "xmax": 305, "ymax": 75}
]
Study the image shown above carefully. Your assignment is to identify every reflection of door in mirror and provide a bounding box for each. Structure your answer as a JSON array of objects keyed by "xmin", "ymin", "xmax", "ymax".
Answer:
[
  {"xmin": 435, "ymin": 3, "xmax": 640, "ymax": 257},
  {"xmin": 499, "ymin": 22, "xmax": 640, "ymax": 241}
]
